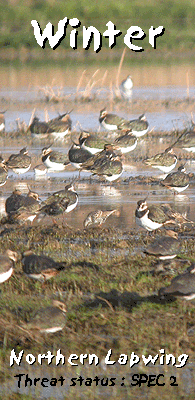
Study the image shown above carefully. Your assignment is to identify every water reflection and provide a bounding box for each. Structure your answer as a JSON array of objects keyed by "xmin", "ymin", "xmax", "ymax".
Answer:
[{"xmin": 1, "ymin": 164, "xmax": 195, "ymax": 232}]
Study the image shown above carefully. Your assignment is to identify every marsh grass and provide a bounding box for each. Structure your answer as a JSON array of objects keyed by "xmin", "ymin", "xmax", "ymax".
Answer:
[
  {"xmin": 75, "ymin": 69, "xmax": 107, "ymax": 102},
  {"xmin": 0, "ymin": 225, "xmax": 195, "ymax": 354},
  {"xmin": 0, "ymin": 215, "xmax": 195, "ymax": 397}
]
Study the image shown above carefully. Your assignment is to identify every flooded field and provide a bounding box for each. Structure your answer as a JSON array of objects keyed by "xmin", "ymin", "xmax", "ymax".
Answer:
[
  {"xmin": 0, "ymin": 62, "xmax": 195, "ymax": 228},
  {"xmin": 1, "ymin": 135, "xmax": 195, "ymax": 233},
  {"xmin": 1, "ymin": 62, "xmax": 195, "ymax": 399}
]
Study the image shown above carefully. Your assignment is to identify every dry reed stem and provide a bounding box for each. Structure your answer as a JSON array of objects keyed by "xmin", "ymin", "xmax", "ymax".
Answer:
[
  {"xmin": 101, "ymin": 70, "xmax": 108, "ymax": 86},
  {"xmin": 85, "ymin": 69, "xmax": 100, "ymax": 90},
  {"xmin": 96, "ymin": 295, "xmax": 115, "ymax": 313},
  {"xmin": 96, "ymin": 70, "xmax": 108, "ymax": 96},
  {"xmin": 116, "ymin": 48, "xmax": 126, "ymax": 90},
  {"xmin": 16, "ymin": 118, "xmax": 28, "ymax": 133},
  {"xmin": 83, "ymin": 69, "xmax": 100, "ymax": 97},
  {"xmin": 76, "ymin": 69, "xmax": 86, "ymax": 94},
  {"xmin": 38, "ymin": 83, "xmax": 65, "ymax": 102},
  {"xmin": 28, "ymin": 108, "xmax": 36, "ymax": 127}
]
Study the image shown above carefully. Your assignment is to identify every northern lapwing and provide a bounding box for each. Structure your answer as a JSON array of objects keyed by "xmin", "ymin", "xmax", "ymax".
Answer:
[
  {"xmin": 144, "ymin": 147, "xmax": 177, "ymax": 173},
  {"xmin": 114, "ymin": 130, "xmax": 137, "ymax": 154},
  {"xmin": 120, "ymin": 75, "xmax": 133, "ymax": 99},
  {"xmin": 120, "ymin": 75, "xmax": 133, "ymax": 91},
  {"xmin": 21, "ymin": 300, "xmax": 67, "ymax": 333},
  {"xmin": 144, "ymin": 233, "xmax": 181, "ymax": 260},
  {"xmin": 39, "ymin": 183, "xmax": 78, "ymax": 216},
  {"xmin": 47, "ymin": 112, "xmax": 72, "ymax": 139},
  {"xmin": 41, "ymin": 147, "xmax": 70, "ymax": 171},
  {"xmin": 68, "ymin": 143, "xmax": 93, "ymax": 170},
  {"xmin": 135, "ymin": 199, "xmax": 177, "ymax": 232},
  {"xmin": 159, "ymin": 264, "xmax": 195, "ymax": 300},
  {"xmin": 5, "ymin": 148, "xmax": 31, "ymax": 174},
  {"xmin": 99, "ymin": 108, "xmax": 129, "ymax": 131},
  {"xmin": 79, "ymin": 131, "xmax": 106, "ymax": 154},
  {"xmin": 161, "ymin": 165, "xmax": 189, "ymax": 194},
  {"xmin": 5, "ymin": 188, "xmax": 40, "ymax": 224},
  {"xmin": 0, "ymin": 250, "xmax": 18, "ymax": 283},
  {"xmin": 22, "ymin": 251, "xmax": 66, "ymax": 282},
  {"xmin": 118, "ymin": 114, "xmax": 149, "ymax": 137},
  {"xmin": 29, "ymin": 117, "xmax": 52, "ymax": 139},
  {"xmin": 81, "ymin": 144, "xmax": 123, "ymax": 181},
  {"xmin": 173, "ymin": 124, "xmax": 195, "ymax": 152}
]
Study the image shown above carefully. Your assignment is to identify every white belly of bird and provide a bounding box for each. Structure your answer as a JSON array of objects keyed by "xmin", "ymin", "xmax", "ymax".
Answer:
[
  {"xmin": 172, "ymin": 184, "xmax": 189, "ymax": 193},
  {"xmin": 26, "ymin": 273, "xmax": 44, "ymax": 280},
  {"xmin": 119, "ymin": 141, "xmax": 137, "ymax": 154},
  {"xmin": 82, "ymin": 144, "xmax": 103, "ymax": 154},
  {"xmin": 34, "ymin": 166, "xmax": 47, "ymax": 176},
  {"xmin": 159, "ymin": 254, "xmax": 177, "ymax": 260},
  {"xmin": 0, "ymin": 123, "xmax": 5, "ymax": 131},
  {"xmin": 0, "ymin": 180, "xmax": 7, "ymax": 186},
  {"xmin": 121, "ymin": 78, "xmax": 133, "ymax": 91},
  {"xmin": 0, "ymin": 267, "xmax": 13, "ymax": 283},
  {"xmin": 40, "ymin": 326, "xmax": 64, "ymax": 333},
  {"xmin": 31, "ymin": 132, "xmax": 49, "ymax": 139},
  {"xmin": 183, "ymin": 293, "xmax": 195, "ymax": 300},
  {"xmin": 65, "ymin": 197, "xmax": 78, "ymax": 213},
  {"xmin": 183, "ymin": 147, "xmax": 195, "ymax": 152},
  {"xmin": 154, "ymin": 161, "xmax": 177, "ymax": 173},
  {"xmin": 136, "ymin": 214, "xmax": 163, "ymax": 231},
  {"xmin": 101, "ymin": 121, "xmax": 117, "ymax": 131},
  {"xmin": 50, "ymin": 128, "xmax": 69, "ymax": 139},
  {"xmin": 104, "ymin": 170, "xmax": 123, "ymax": 182},
  {"xmin": 12, "ymin": 165, "xmax": 31, "ymax": 174},
  {"xmin": 26, "ymin": 214, "xmax": 37, "ymax": 222},
  {"xmin": 44, "ymin": 158, "xmax": 65, "ymax": 170},
  {"xmin": 132, "ymin": 128, "xmax": 148, "ymax": 137}
]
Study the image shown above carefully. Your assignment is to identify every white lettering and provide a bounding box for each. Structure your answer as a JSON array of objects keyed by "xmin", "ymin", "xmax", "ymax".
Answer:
[
  {"xmin": 103, "ymin": 21, "xmax": 121, "ymax": 48},
  {"xmin": 68, "ymin": 354, "xmax": 79, "ymax": 366},
  {"xmin": 56, "ymin": 349, "xmax": 65, "ymax": 366},
  {"xmin": 105, "ymin": 349, "xmax": 115, "ymax": 365},
  {"xmin": 10, "ymin": 349, "xmax": 24, "ymax": 367},
  {"xmin": 129, "ymin": 352, "xmax": 140, "ymax": 367},
  {"xmin": 26, "ymin": 354, "xmax": 36, "ymax": 365},
  {"xmin": 31, "ymin": 18, "xmax": 68, "ymax": 48},
  {"xmin": 142, "ymin": 354, "xmax": 159, "ymax": 366},
  {"xmin": 124, "ymin": 26, "xmax": 145, "ymax": 51},
  {"xmin": 118, "ymin": 354, "xmax": 128, "ymax": 365},
  {"xmin": 175, "ymin": 354, "xmax": 189, "ymax": 368},
  {"xmin": 83, "ymin": 26, "xmax": 101, "ymax": 52},
  {"xmin": 149, "ymin": 26, "xmax": 164, "ymax": 48},
  {"xmin": 69, "ymin": 18, "xmax": 80, "ymax": 49}
]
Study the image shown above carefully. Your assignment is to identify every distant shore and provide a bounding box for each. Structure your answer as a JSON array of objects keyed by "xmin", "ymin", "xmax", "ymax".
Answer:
[{"xmin": 1, "ymin": 47, "xmax": 195, "ymax": 66}]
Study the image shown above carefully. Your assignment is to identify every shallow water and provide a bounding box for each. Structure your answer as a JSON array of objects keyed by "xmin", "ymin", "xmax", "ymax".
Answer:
[
  {"xmin": 1, "ymin": 64, "xmax": 195, "ymax": 398},
  {"xmin": 1, "ymin": 63, "xmax": 195, "ymax": 133},
  {"xmin": 0, "ymin": 136, "xmax": 195, "ymax": 233},
  {"xmin": 3, "ymin": 107, "xmax": 193, "ymax": 134},
  {"xmin": 0, "ymin": 61, "xmax": 195, "ymax": 231}
]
